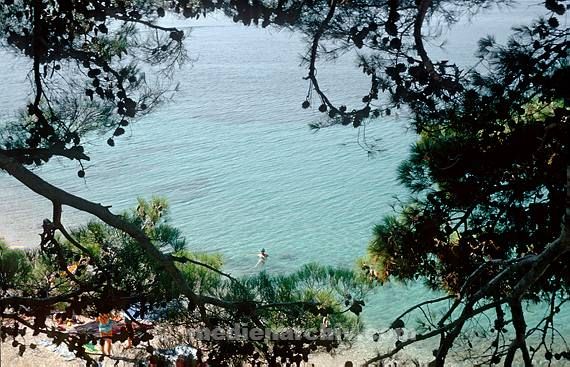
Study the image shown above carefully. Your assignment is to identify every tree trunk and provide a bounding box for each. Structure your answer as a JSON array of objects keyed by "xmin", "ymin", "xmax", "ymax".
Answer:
[{"xmin": 504, "ymin": 300, "xmax": 532, "ymax": 367}]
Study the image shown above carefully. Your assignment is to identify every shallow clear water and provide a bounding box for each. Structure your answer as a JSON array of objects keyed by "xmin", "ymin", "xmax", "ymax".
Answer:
[{"xmin": 1, "ymin": 2, "xmax": 567, "ymax": 364}]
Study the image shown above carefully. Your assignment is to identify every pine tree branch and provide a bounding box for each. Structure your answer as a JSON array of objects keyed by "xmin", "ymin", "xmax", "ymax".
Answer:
[
  {"xmin": 0, "ymin": 152, "xmax": 234, "ymax": 312},
  {"xmin": 0, "ymin": 147, "xmax": 90, "ymax": 163},
  {"xmin": 362, "ymin": 300, "xmax": 501, "ymax": 366},
  {"xmin": 364, "ymin": 163, "xmax": 570, "ymax": 366},
  {"xmin": 504, "ymin": 300, "xmax": 532, "ymax": 367},
  {"xmin": 413, "ymin": 0, "xmax": 438, "ymax": 80},
  {"xmin": 169, "ymin": 254, "xmax": 246, "ymax": 291}
]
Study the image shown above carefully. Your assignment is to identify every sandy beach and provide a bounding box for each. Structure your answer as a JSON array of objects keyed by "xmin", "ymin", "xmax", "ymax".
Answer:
[
  {"xmin": 1, "ymin": 329, "xmax": 427, "ymax": 367},
  {"xmin": 1, "ymin": 343, "xmax": 422, "ymax": 367}
]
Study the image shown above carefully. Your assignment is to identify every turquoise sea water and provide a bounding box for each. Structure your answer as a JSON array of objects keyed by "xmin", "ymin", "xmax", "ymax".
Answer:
[{"xmin": 1, "ymin": 2, "xmax": 567, "ymax": 364}]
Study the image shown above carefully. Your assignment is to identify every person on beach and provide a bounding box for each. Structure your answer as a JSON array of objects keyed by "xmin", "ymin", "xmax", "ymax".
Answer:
[
  {"xmin": 120, "ymin": 310, "xmax": 134, "ymax": 349},
  {"xmin": 97, "ymin": 312, "xmax": 113, "ymax": 355},
  {"xmin": 53, "ymin": 312, "xmax": 66, "ymax": 330},
  {"xmin": 255, "ymin": 248, "xmax": 268, "ymax": 267}
]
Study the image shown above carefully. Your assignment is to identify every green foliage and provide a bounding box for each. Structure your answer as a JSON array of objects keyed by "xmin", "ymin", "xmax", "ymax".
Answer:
[
  {"xmin": 177, "ymin": 251, "xmax": 225, "ymax": 294},
  {"xmin": 0, "ymin": 0, "xmax": 188, "ymax": 169},
  {"xmin": 227, "ymin": 263, "xmax": 370, "ymax": 333},
  {"xmin": 131, "ymin": 197, "xmax": 187, "ymax": 252},
  {"xmin": 0, "ymin": 240, "xmax": 32, "ymax": 290},
  {"xmin": 63, "ymin": 197, "xmax": 193, "ymax": 310},
  {"xmin": 366, "ymin": 20, "xmax": 570, "ymax": 297},
  {"xmin": 34, "ymin": 197, "xmax": 369, "ymax": 338}
]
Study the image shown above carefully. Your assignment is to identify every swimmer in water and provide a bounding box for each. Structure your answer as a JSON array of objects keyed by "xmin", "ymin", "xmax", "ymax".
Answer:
[{"xmin": 255, "ymin": 248, "xmax": 268, "ymax": 267}]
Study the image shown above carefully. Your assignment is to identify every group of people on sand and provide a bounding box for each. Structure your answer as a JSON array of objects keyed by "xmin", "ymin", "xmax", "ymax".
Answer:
[
  {"xmin": 50, "ymin": 309, "xmax": 133, "ymax": 356},
  {"xmin": 50, "ymin": 249, "xmax": 270, "ymax": 363},
  {"xmin": 92, "ymin": 249, "xmax": 269, "ymax": 363},
  {"xmin": 52, "ymin": 311, "xmax": 83, "ymax": 330}
]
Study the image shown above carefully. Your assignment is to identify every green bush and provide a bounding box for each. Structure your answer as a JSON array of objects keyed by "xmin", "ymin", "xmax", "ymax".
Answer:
[{"xmin": 0, "ymin": 239, "xmax": 32, "ymax": 290}]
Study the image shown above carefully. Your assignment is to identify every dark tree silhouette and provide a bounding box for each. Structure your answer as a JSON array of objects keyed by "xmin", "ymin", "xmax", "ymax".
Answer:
[
  {"xmin": 279, "ymin": 0, "xmax": 570, "ymax": 366},
  {"xmin": 0, "ymin": 1, "xmax": 369, "ymax": 365}
]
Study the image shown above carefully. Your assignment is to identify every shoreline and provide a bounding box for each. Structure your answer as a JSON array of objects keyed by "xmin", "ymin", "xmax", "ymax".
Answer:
[
  {"xmin": 0, "ymin": 338, "xmax": 429, "ymax": 367},
  {"xmin": 0, "ymin": 317, "xmax": 434, "ymax": 367},
  {"xmin": 1, "ymin": 240, "xmax": 568, "ymax": 366},
  {"xmin": 0, "ymin": 227, "xmax": 38, "ymax": 248},
  {"xmin": 6, "ymin": 332, "xmax": 541, "ymax": 367}
]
